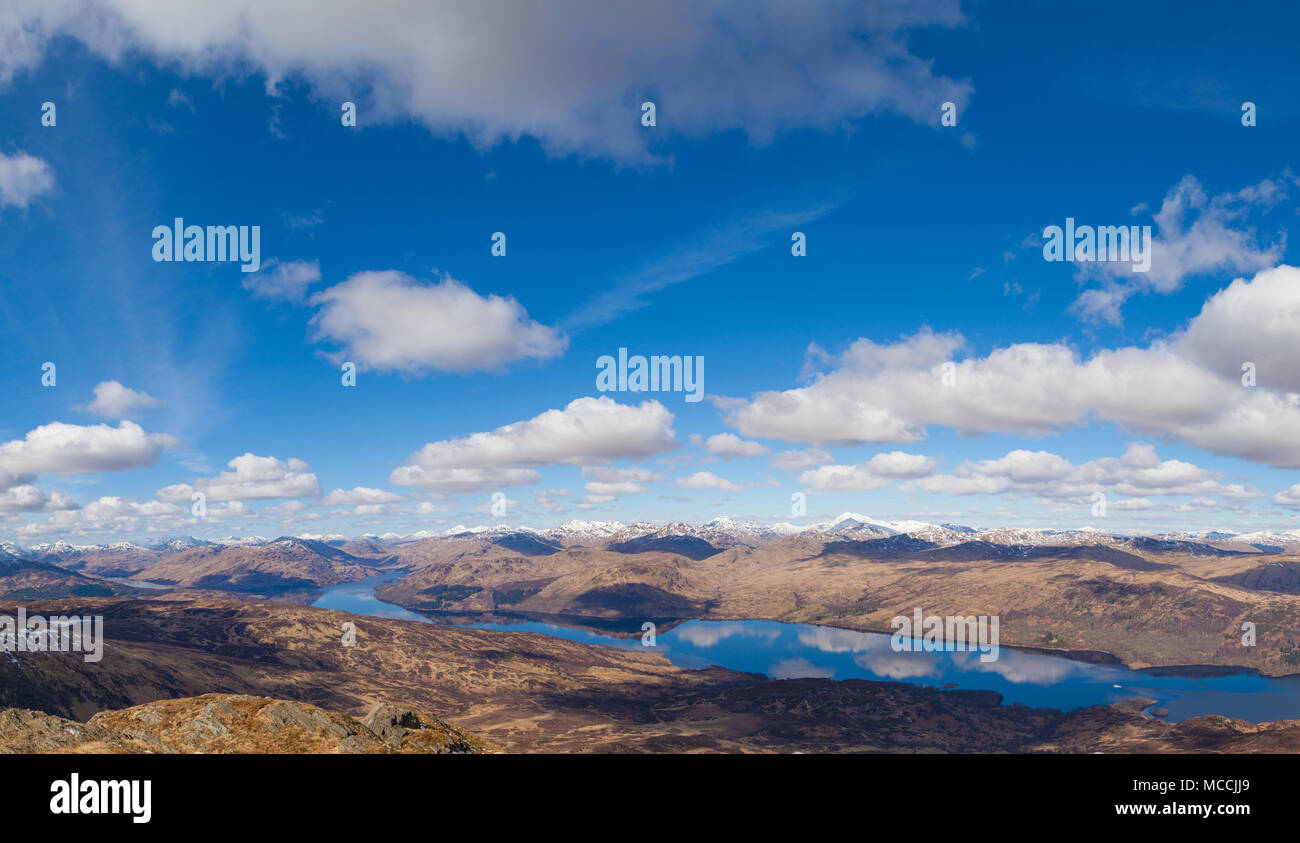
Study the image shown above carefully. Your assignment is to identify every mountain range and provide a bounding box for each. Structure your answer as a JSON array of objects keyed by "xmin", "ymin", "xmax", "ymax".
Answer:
[{"xmin": 8, "ymin": 512, "xmax": 1300, "ymax": 560}]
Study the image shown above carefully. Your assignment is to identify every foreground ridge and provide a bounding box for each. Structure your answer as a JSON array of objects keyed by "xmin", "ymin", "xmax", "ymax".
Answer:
[{"xmin": 0, "ymin": 693, "xmax": 497, "ymax": 754}]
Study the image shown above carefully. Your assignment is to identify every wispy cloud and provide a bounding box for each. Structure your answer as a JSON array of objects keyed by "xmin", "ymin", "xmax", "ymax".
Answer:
[{"xmin": 564, "ymin": 205, "xmax": 835, "ymax": 331}]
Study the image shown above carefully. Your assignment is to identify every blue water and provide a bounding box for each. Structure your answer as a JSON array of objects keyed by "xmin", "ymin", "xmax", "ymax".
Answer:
[{"xmin": 313, "ymin": 575, "xmax": 1300, "ymax": 723}]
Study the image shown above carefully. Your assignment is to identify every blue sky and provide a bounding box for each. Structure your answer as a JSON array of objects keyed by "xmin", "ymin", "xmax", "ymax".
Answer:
[{"xmin": 3, "ymin": 0, "xmax": 1300, "ymax": 543}]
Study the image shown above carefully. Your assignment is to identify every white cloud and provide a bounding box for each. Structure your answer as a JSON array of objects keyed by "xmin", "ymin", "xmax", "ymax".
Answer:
[
  {"xmin": 582, "ymin": 481, "xmax": 645, "ymax": 497},
  {"xmin": 321, "ymin": 486, "xmax": 402, "ymax": 505},
  {"xmin": 0, "ymin": 0, "xmax": 972, "ymax": 163},
  {"xmin": 263, "ymin": 500, "xmax": 307, "ymax": 517},
  {"xmin": 0, "ymin": 485, "xmax": 76, "ymax": 514},
  {"xmin": 677, "ymin": 471, "xmax": 741, "ymax": 491},
  {"xmin": 1272, "ymin": 485, "xmax": 1300, "ymax": 509},
  {"xmin": 1178, "ymin": 264, "xmax": 1300, "ymax": 392},
  {"xmin": 579, "ymin": 466, "xmax": 660, "ymax": 499},
  {"xmin": 17, "ymin": 496, "xmax": 185, "ymax": 538},
  {"xmin": 770, "ymin": 448, "xmax": 832, "ymax": 470},
  {"xmin": 394, "ymin": 397, "xmax": 677, "ymax": 479},
  {"xmin": 1175, "ymin": 497, "xmax": 1222, "ymax": 513},
  {"xmin": 166, "ymin": 87, "xmax": 194, "ymax": 110},
  {"xmin": 0, "ymin": 150, "xmax": 54, "ymax": 208},
  {"xmin": 0, "ymin": 467, "xmax": 30, "ymax": 492},
  {"xmin": 722, "ymin": 266, "xmax": 1300, "ymax": 468},
  {"xmin": 80, "ymin": 380, "xmax": 164, "ymax": 419},
  {"xmin": 0, "ymin": 421, "xmax": 177, "ymax": 475},
  {"xmin": 388, "ymin": 466, "xmax": 542, "ymax": 494},
  {"xmin": 862, "ymin": 451, "xmax": 939, "ymax": 478},
  {"xmin": 242, "ymin": 258, "xmax": 321, "ymax": 302},
  {"xmin": 309, "ymin": 271, "xmax": 566, "ymax": 374},
  {"xmin": 910, "ymin": 443, "xmax": 1259, "ymax": 501},
  {"xmin": 1072, "ymin": 175, "xmax": 1286, "ymax": 324},
  {"xmin": 581, "ymin": 466, "xmax": 661, "ymax": 484},
  {"xmin": 158, "ymin": 453, "xmax": 321, "ymax": 501},
  {"xmin": 799, "ymin": 451, "xmax": 937, "ymax": 492},
  {"xmin": 702, "ymin": 433, "xmax": 769, "ymax": 459}
]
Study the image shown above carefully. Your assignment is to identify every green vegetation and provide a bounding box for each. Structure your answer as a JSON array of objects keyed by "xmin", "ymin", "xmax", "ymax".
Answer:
[
  {"xmin": 415, "ymin": 584, "xmax": 483, "ymax": 609},
  {"xmin": 491, "ymin": 587, "xmax": 542, "ymax": 605}
]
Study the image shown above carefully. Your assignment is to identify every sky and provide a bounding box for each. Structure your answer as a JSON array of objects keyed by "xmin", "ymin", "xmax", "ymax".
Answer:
[{"xmin": 2, "ymin": 0, "xmax": 1300, "ymax": 544}]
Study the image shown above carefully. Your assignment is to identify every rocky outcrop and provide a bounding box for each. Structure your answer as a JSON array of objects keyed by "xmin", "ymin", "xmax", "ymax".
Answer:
[
  {"xmin": 0, "ymin": 694, "xmax": 497, "ymax": 754},
  {"xmin": 361, "ymin": 703, "xmax": 487, "ymax": 753}
]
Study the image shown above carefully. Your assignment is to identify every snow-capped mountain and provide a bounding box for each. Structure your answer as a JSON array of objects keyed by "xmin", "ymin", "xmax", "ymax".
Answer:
[
  {"xmin": 26, "ymin": 540, "xmax": 101, "ymax": 558},
  {"xmin": 148, "ymin": 536, "xmax": 215, "ymax": 553},
  {"xmin": 7, "ymin": 516, "xmax": 1300, "ymax": 558},
  {"xmin": 540, "ymin": 520, "xmax": 629, "ymax": 545},
  {"xmin": 212, "ymin": 535, "xmax": 272, "ymax": 547}
]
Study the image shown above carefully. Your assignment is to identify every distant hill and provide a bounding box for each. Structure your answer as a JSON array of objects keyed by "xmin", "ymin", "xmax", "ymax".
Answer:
[
  {"xmin": 131, "ymin": 538, "xmax": 374, "ymax": 592},
  {"xmin": 0, "ymin": 557, "xmax": 141, "ymax": 601},
  {"xmin": 1216, "ymin": 561, "xmax": 1300, "ymax": 594}
]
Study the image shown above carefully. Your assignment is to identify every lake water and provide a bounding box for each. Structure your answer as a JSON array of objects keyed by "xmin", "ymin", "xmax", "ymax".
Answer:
[{"xmin": 313, "ymin": 575, "xmax": 1300, "ymax": 723}]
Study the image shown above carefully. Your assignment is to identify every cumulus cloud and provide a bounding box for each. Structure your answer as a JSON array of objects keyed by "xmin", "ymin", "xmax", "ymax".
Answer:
[
  {"xmin": 17, "ymin": 496, "xmax": 185, "ymax": 538},
  {"xmin": 800, "ymin": 451, "xmax": 937, "ymax": 492},
  {"xmin": 0, "ymin": 0, "xmax": 972, "ymax": 162},
  {"xmin": 702, "ymin": 433, "xmax": 769, "ymax": 459},
  {"xmin": 0, "ymin": 421, "xmax": 176, "ymax": 475},
  {"xmin": 0, "ymin": 485, "xmax": 77, "ymax": 514},
  {"xmin": 579, "ymin": 466, "xmax": 660, "ymax": 498},
  {"xmin": 0, "ymin": 150, "xmax": 54, "ymax": 208},
  {"xmin": 309, "ymin": 271, "xmax": 566, "ymax": 374},
  {"xmin": 80, "ymin": 381, "xmax": 164, "ymax": 419},
  {"xmin": 1108, "ymin": 497, "xmax": 1154, "ymax": 511},
  {"xmin": 394, "ymin": 397, "xmax": 677, "ymax": 482},
  {"xmin": 582, "ymin": 481, "xmax": 645, "ymax": 497},
  {"xmin": 1175, "ymin": 497, "xmax": 1224, "ymax": 513},
  {"xmin": 722, "ymin": 265, "xmax": 1300, "ymax": 468},
  {"xmin": 262, "ymin": 500, "xmax": 307, "ymax": 517},
  {"xmin": 1273, "ymin": 485, "xmax": 1300, "ymax": 509},
  {"xmin": 770, "ymin": 448, "xmax": 833, "ymax": 470},
  {"xmin": 388, "ymin": 466, "xmax": 542, "ymax": 494},
  {"xmin": 157, "ymin": 453, "xmax": 321, "ymax": 501},
  {"xmin": 677, "ymin": 471, "xmax": 741, "ymax": 491},
  {"xmin": 1178, "ymin": 264, "xmax": 1300, "ymax": 392},
  {"xmin": 1072, "ymin": 175, "xmax": 1287, "ymax": 324},
  {"xmin": 0, "ymin": 467, "xmax": 31, "ymax": 492},
  {"xmin": 321, "ymin": 486, "xmax": 402, "ymax": 506},
  {"xmin": 909, "ymin": 443, "xmax": 1259, "ymax": 502},
  {"xmin": 581, "ymin": 466, "xmax": 661, "ymax": 484},
  {"xmin": 242, "ymin": 258, "xmax": 321, "ymax": 302}
]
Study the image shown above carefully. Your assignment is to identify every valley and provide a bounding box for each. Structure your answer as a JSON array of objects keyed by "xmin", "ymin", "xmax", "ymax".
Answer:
[
  {"xmin": 5, "ymin": 514, "xmax": 1300, "ymax": 753},
  {"xmin": 3, "ymin": 595, "xmax": 1300, "ymax": 753}
]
